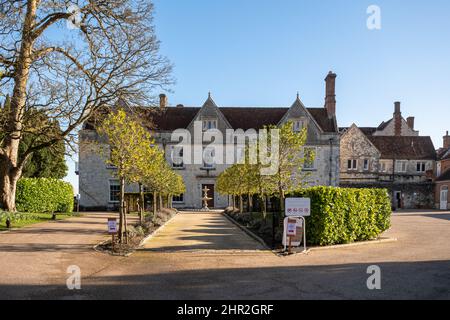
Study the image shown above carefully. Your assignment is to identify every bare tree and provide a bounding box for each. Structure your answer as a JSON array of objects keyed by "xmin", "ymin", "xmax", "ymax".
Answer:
[{"xmin": 0, "ymin": 0, "xmax": 173, "ymax": 211}]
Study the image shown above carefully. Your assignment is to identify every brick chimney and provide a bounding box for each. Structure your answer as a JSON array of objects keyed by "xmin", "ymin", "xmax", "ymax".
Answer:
[
  {"xmin": 444, "ymin": 131, "xmax": 450, "ymax": 149},
  {"xmin": 394, "ymin": 101, "xmax": 402, "ymax": 136},
  {"xmin": 407, "ymin": 116, "xmax": 415, "ymax": 130},
  {"xmin": 159, "ymin": 94, "xmax": 168, "ymax": 108},
  {"xmin": 324, "ymin": 71, "xmax": 337, "ymax": 119}
]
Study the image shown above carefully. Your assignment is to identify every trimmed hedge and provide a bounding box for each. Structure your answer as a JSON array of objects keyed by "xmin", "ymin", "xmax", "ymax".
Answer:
[
  {"xmin": 289, "ymin": 187, "xmax": 391, "ymax": 246},
  {"xmin": 16, "ymin": 178, "xmax": 74, "ymax": 213}
]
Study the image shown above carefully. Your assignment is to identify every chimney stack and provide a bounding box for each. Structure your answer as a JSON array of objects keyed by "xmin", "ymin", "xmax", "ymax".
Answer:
[
  {"xmin": 394, "ymin": 101, "xmax": 402, "ymax": 136},
  {"xmin": 159, "ymin": 94, "xmax": 168, "ymax": 108},
  {"xmin": 444, "ymin": 131, "xmax": 450, "ymax": 149},
  {"xmin": 324, "ymin": 71, "xmax": 337, "ymax": 119},
  {"xmin": 407, "ymin": 116, "xmax": 415, "ymax": 130}
]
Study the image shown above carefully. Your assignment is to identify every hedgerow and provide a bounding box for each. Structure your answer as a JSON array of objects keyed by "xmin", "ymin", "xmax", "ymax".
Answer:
[{"xmin": 16, "ymin": 178, "xmax": 74, "ymax": 213}]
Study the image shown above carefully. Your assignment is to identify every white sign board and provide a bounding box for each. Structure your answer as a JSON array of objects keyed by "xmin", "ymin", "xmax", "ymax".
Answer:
[
  {"xmin": 107, "ymin": 218, "xmax": 117, "ymax": 234},
  {"xmin": 285, "ymin": 198, "xmax": 311, "ymax": 217},
  {"xmin": 282, "ymin": 217, "xmax": 303, "ymax": 247},
  {"xmin": 286, "ymin": 219, "xmax": 297, "ymax": 236}
]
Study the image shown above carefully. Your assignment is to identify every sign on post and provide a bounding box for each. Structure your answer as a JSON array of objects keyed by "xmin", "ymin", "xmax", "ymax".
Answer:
[
  {"xmin": 286, "ymin": 218, "xmax": 298, "ymax": 237},
  {"xmin": 285, "ymin": 198, "xmax": 311, "ymax": 217},
  {"xmin": 108, "ymin": 218, "xmax": 118, "ymax": 251},
  {"xmin": 283, "ymin": 198, "xmax": 310, "ymax": 253},
  {"xmin": 107, "ymin": 218, "xmax": 118, "ymax": 234},
  {"xmin": 282, "ymin": 217, "xmax": 303, "ymax": 246}
]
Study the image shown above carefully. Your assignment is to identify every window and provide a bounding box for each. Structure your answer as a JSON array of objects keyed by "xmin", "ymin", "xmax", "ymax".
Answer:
[
  {"xmin": 203, "ymin": 147, "xmax": 215, "ymax": 168},
  {"xmin": 363, "ymin": 159, "xmax": 370, "ymax": 171},
  {"xmin": 109, "ymin": 180, "xmax": 120, "ymax": 203},
  {"xmin": 293, "ymin": 119, "xmax": 307, "ymax": 132},
  {"xmin": 380, "ymin": 162, "xmax": 388, "ymax": 173},
  {"xmin": 347, "ymin": 159, "xmax": 358, "ymax": 171},
  {"xmin": 172, "ymin": 194, "xmax": 184, "ymax": 203},
  {"xmin": 171, "ymin": 146, "xmax": 184, "ymax": 168},
  {"xmin": 203, "ymin": 119, "xmax": 217, "ymax": 131},
  {"xmin": 416, "ymin": 162, "xmax": 426, "ymax": 173},
  {"xmin": 396, "ymin": 161, "xmax": 408, "ymax": 173},
  {"xmin": 303, "ymin": 147, "xmax": 316, "ymax": 170}
]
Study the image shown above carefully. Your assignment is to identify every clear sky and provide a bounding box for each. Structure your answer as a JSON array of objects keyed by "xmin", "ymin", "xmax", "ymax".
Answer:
[{"xmin": 65, "ymin": 0, "xmax": 450, "ymax": 193}]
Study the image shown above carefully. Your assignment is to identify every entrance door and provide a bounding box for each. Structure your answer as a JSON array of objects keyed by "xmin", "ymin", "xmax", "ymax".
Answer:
[
  {"xmin": 440, "ymin": 186, "xmax": 448, "ymax": 210},
  {"xmin": 394, "ymin": 191, "xmax": 402, "ymax": 209},
  {"xmin": 201, "ymin": 184, "xmax": 215, "ymax": 208}
]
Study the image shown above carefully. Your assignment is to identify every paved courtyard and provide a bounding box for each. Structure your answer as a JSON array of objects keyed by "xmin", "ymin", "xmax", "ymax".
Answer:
[{"xmin": 0, "ymin": 210, "xmax": 449, "ymax": 299}]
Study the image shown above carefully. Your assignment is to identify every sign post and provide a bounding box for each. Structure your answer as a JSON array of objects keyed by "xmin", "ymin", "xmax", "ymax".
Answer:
[
  {"xmin": 283, "ymin": 198, "xmax": 310, "ymax": 253},
  {"xmin": 107, "ymin": 218, "xmax": 118, "ymax": 251}
]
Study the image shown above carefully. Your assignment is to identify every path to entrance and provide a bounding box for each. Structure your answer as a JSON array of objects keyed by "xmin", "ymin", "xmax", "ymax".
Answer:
[{"xmin": 142, "ymin": 212, "xmax": 266, "ymax": 253}]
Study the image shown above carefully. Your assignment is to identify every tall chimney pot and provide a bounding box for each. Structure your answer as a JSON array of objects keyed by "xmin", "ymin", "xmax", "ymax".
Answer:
[
  {"xmin": 394, "ymin": 101, "xmax": 402, "ymax": 136},
  {"xmin": 407, "ymin": 116, "xmax": 415, "ymax": 130},
  {"xmin": 159, "ymin": 94, "xmax": 168, "ymax": 108},
  {"xmin": 324, "ymin": 71, "xmax": 337, "ymax": 119},
  {"xmin": 444, "ymin": 131, "xmax": 450, "ymax": 149}
]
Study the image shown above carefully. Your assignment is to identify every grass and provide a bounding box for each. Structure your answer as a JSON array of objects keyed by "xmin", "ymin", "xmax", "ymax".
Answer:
[{"xmin": 0, "ymin": 212, "xmax": 75, "ymax": 231}]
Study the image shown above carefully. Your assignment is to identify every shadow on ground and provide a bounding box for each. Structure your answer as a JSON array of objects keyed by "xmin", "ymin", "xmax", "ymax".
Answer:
[
  {"xmin": 142, "ymin": 215, "xmax": 265, "ymax": 252},
  {"xmin": 1, "ymin": 260, "xmax": 449, "ymax": 300}
]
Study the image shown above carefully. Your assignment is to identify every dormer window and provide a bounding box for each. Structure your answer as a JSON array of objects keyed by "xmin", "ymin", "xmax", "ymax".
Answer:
[
  {"xmin": 293, "ymin": 119, "xmax": 307, "ymax": 132},
  {"xmin": 171, "ymin": 146, "xmax": 184, "ymax": 169},
  {"xmin": 203, "ymin": 147, "xmax": 216, "ymax": 169},
  {"xmin": 203, "ymin": 119, "xmax": 217, "ymax": 131}
]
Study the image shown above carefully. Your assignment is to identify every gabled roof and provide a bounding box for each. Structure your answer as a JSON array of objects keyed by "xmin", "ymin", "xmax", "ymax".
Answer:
[
  {"xmin": 148, "ymin": 107, "xmax": 199, "ymax": 131},
  {"xmin": 220, "ymin": 107, "xmax": 287, "ymax": 130},
  {"xmin": 340, "ymin": 126, "xmax": 377, "ymax": 136},
  {"xmin": 437, "ymin": 148, "xmax": 450, "ymax": 161},
  {"xmin": 149, "ymin": 106, "xmax": 338, "ymax": 132},
  {"xmin": 82, "ymin": 95, "xmax": 339, "ymax": 133},
  {"xmin": 367, "ymin": 136, "xmax": 436, "ymax": 160}
]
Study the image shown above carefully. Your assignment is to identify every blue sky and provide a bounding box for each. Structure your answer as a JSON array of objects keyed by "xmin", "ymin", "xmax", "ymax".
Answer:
[{"xmin": 65, "ymin": 0, "xmax": 450, "ymax": 192}]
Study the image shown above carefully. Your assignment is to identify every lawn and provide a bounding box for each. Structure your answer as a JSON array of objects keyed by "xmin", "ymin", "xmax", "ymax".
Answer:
[{"xmin": 0, "ymin": 212, "xmax": 75, "ymax": 231}]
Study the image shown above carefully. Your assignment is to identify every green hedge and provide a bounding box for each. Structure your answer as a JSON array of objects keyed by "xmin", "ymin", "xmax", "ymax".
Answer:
[
  {"xmin": 289, "ymin": 187, "xmax": 391, "ymax": 246},
  {"xmin": 16, "ymin": 178, "xmax": 74, "ymax": 213}
]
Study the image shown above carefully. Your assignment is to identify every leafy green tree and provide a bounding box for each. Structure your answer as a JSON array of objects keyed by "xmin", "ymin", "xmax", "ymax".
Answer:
[
  {"xmin": 218, "ymin": 121, "xmax": 314, "ymax": 216},
  {"xmin": 1, "ymin": 98, "xmax": 67, "ymax": 179},
  {"xmin": 98, "ymin": 109, "xmax": 157, "ymax": 243},
  {"xmin": 264, "ymin": 121, "xmax": 312, "ymax": 212}
]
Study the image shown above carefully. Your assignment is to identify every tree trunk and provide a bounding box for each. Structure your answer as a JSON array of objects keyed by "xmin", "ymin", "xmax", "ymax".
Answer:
[
  {"xmin": 239, "ymin": 195, "xmax": 243, "ymax": 213},
  {"xmin": 153, "ymin": 192, "xmax": 157, "ymax": 215},
  {"xmin": 139, "ymin": 183, "xmax": 144, "ymax": 225},
  {"xmin": 159, "ymin": 194, "xmax": 163, "ymax": 210},
  {"xmin": 118, "ymin": 176, "xmax": 126, "ymax": 243},
  {"xmin": 248, "ymin": 193, "xmax": 253, "ymax": 213},
  {"xmin": 261, "ymin": 194, "xmax": 267, "ymax": 219},
  {"xmin": 0, "ymin": 1, "xmax": 37, "ymax": 212},
  {"xmin": 279, "ymin": 186, "xmax": 285, "ymax": 214},
  {"xmin": 0, "ymin": 158, "xmax": 20, "ymax": 212}
]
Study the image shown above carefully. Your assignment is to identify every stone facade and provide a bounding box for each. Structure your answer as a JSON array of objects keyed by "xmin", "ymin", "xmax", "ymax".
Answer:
[
  {"xmin": 78, "ymin": 72, "xmax": 341, "ymax": 210},
  {"xmin": 340, "ymin": 104, "xmax": 436, "ymax": 209}
]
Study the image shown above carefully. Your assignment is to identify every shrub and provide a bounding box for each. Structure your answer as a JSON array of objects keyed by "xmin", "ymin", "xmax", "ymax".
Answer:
[
  {"xmin": 288, "ymin": 187, "xmax": 392, "ymax": 246},
  {"xmin": 16, "ymin": 178, "xmax": 74, "ymax": 213},
  {"xmin": 0, "ymin": 211, "xmax": 39, "ymax": 224}
]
